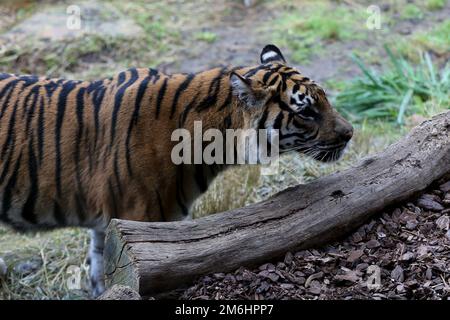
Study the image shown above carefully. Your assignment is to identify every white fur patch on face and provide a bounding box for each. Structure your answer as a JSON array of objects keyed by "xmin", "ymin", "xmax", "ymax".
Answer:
[
  {"xmin": 290, "ymin": 90, "xmax": 315, "ymax": 113},
  {"xmin": 261, "ymin": 51, "xmax": 278, "ymax": 62}
]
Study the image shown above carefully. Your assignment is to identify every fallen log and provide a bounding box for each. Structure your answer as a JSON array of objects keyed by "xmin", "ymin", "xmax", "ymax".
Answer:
[
  {"xmin": 104, "ymin": 111, "xmax": 450, "ymax": 296},
  {"xmin": 97, "ymin": 284, "xmax": 141, "ymax": 300}
]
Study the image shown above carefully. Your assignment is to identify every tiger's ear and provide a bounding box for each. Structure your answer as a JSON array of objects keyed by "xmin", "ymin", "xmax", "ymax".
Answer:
[
  {"xmin": 230, "ymin": 72, "xmax": 272, "ymax": 108},
  {"xmin": 260, "ymin": 44, "xmax": 286, "ymax": 64}
]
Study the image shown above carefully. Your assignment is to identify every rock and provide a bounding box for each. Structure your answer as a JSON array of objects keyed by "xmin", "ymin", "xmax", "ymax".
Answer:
[
  {"xmin": 439, "ymin": 181, "xmax": 450, "ymax": 193},
  {"xmin": 307, "ymin": 280, "xmax": 322, "ymax": 295},
  {"xmin": 400, "ymin": 252, "xmax": 415, "ymax": 261},
  {"xmin": 1, "ymin": 1, "xmax": 143, "ymax": 44},
  {"xmin": 443, "ymin": 193, "xmax": 450, "ymax": 205},
  {"xmin": 396, "ymin": 284, "xmax": 405, "ymax": 293},
  {"xmin": 425, "ymin": 268, "xmax": 433, "ymax": 280},
  {"xmin": 97, "ymin": 285, "xmax": 141, "ymax": 300},
  {"xmin": 280, "ymin": 283, "xmax": 295, "ymax": 290},
  {"xmin": 352, "ymin": 232, "xmax": 363, "ymax": 243},
  {"xmin": 399, "ymin": 210, "xmax": 415, "ymax": 223},
  {"xmin": 294, "ymin": 276, "xmax": 306, "ymax": 285},
  {"xmin": 305, "ymin": 272, "xmax": 323, "ymax": 288},
  {"xmin": 391, "ymin": 265, "xmax": 404, "ymax": 282},
  {"xmin": 256, "ymin": 281, "xmax": 270, "ymax": 293},
  {"xmin": 0, "ymin": 257, "xmax": 7, "ymax": 278},
  {"xmin": 258, "ymin": 270, "xmax": 269, "ymax": 278},
  {"xmin": 284, "ymin": 252, "xmax": 293, "ymax": 265},
  {"xmin": 416, "ymin": 245, "xmax": 429, "ymax": 259},
  {"xmin": 334, "ymin": 270, "xmax": 360, "ymax": 285},
  {"xmin": 417, "ymin": 195, "xmax": 444, "ymax": 212},
  {"xmin": 435, "ymin": 215, "xmax": 450, "ymax": 230},
  {"xmin": 266, "ymin": 272, "xmax": 280, "ymax": 282},
  {"xmin": 446, "ymin": 230, "xmax": 450, "ymax": 241},
  {"xmin": 366, "ymin": 239, "xmax": 381, "ymax": 249},
  {"xmin": 406, "ymin": 219, "xmax": 418, "ymax": 230},
  {"xmin": 347, "ymin": 250, "xmax": 364, "ymax": 263},
  {"xmin": 356, "ymin": 263, "xmax": 369, "ymax": 272}
]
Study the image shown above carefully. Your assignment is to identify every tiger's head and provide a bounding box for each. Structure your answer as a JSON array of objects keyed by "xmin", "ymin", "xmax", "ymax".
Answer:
[{"xmin": 230, "ymin": 44, "xmax": 353, "ymax": 162}]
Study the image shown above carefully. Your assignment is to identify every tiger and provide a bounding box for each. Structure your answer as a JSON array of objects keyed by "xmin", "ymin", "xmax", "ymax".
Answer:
[{"xmin": 0, "ymin": 44, "xmax": 353, "ymax": 296}]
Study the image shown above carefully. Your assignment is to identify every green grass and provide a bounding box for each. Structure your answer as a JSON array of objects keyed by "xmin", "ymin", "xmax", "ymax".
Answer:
[
  {"xmin": 194, "ymin": 31, "xmax": 218, "ymax": 44},
  {"xmin": 335, "ymin": 46, "xmax": 450, "ymax": 124},
  {"xmin": 411, "ymin": 20, "xmax": 450, "ymax": 57},
  {"xmin": 270, "ymin": 2, "xmax": 366, "ymax": 63},
  {"xmin": 393, "ymin": 20, "xmax": 450, "ymax": 66},
  {"xmin": 425, "ymin": 0, "xmax": 447, "ymax": 10},
  {"xmin": 399, "ymin": 4, "xmax": 424, "ymax": 20}
]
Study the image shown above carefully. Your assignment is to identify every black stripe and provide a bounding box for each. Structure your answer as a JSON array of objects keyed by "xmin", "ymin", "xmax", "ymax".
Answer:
[
  {"xmin": 156, "ymin": 190, "xmax": 166, "ymax": 222},
  {"xmin": 44, "ymin": 82, "xmax": 59, "ymax": 98},
  {"xmin": 243, "ymin": 65, "xmax": 266, "ymax": 77},
  {"xmin": 276, "ymin": 97, "xmax": 295, "ymax": 113},
  {"xmin": 0, "ymin": 145, "xmax": 13, "ymax": 183},
  {"xmin": 75, "ymin": 87, "xmax": 85, "ymax": 174},
  {"xmin": 280, "ymin": 132, "xmax": 309, "ymax": 141},
  {"xmin": 195, "ymin": 68, "xmax": 226, "ymax": 112},
  {"xmin": 170, "ymin": 73, "xmax": 195, "ymax": 118},
  {"xmin": 262, "ymin": 71, "xmax": 274, "ymax": 84},
  {"xmin": 1, "ymin": 152, "xmax": 23, "ymax": 222},
  {"xmin": 150, "ymin": 68, "xmax": 160, "ymax": 84},
  {"xmin": 268, "ymin": 74, "xmax": 280, "ymax": 86},
  {"xmin": 117, "ymin": 71, "xmax": 126, "ymax": 86},
  {"xmin": 37, "ymin": 95, "xmax": 45, "ymax": 164},
  {"xmin": 21, "ymin": 136, "xmax": 38, "ymax": 224},
  {"xmin": 74, "ymin": 87, "xmax": 88, "ymax": 214},
  {"xmin": 74, "ymin": 193, "xmax": 86, "ymax": 225},
  {"xmin": 55, "ymin": 81, "xmax": 78, "ymax": 197},
  {"xmin": 280, "ymin": 70, "xmax": 301, "ymax": 78},
  {"xmin": 0, "ymin": 80, "xmax": 20, "ymax": 120},
  {"xmin": 87, "ymin": 81, "xmax": 106, "ymax": 151},
  {"xmin": 175, "ymin": 166, "xmax": 189, "ymax": 216},
  {"xmin": 110, "ymin": 68, "xmax": 139, "ymax": 149},
  {"xmin": 194, "ymin": 165, "xmax": 207, "ymax": 193},
  {"xmin": 0, "ymin": 84, "xmax": 22, "ymax": 160},
  {"xmin": 113, "ymin": 148, "xmax": 123, "ymax": 196},
  {"xmin": 273, "ymin": 112, "xmax": 284, "ymax": 129},
  {"xmin": 108, "ymin": 180, "xmax": 118, "ymax": 219},
  {"xmin": 224, "ymin": 114, "xmax": 232, "ymax": 129},
  {"xmin": 258, "ymin": 109, "xmax": 269, "ymax": 129},
  {"xmin": 155, "ymin": 77, "xmax": 168, "ymax": 119},
  {"xmin": 218, "ymin": 89, "xmax": 232, "ymax": 111},
  {"xmin": 125, "ymin": 71, "xmax": 152, "ymax": 176},
  {"xmin": 0, "ymin": 73, "xmax": 11, "ymax": 81},
  {"xmin": 53, "ymin": 201, "xmax": 66, "ymax": 225},
  {"xmin": 179, "ymin": 89, "xmax": 201, "ymax": 127},
  {"xmin": 24, "ymin": 85, "xmax": 40, "ymax": 135}
]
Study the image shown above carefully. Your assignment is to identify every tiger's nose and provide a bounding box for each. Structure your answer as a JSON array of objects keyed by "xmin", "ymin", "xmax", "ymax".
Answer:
[{"xmin": 341, "ymin": 126, "xmax": 353, "ymax": 141}]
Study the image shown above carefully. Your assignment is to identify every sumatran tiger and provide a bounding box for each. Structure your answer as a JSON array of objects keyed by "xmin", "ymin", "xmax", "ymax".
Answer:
[{"xmin": 0, "ymin": 44, "xmax": 353, "ymax": 296}]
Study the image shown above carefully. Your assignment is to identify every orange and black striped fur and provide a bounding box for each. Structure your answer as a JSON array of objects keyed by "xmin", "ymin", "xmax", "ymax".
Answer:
[{"xmin": 0, "ymin": 45, "xmax": 353, "ymax": 295}]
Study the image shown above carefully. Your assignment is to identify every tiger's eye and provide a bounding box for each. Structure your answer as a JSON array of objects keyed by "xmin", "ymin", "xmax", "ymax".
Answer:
[{"xmin": 298, "ymin": 106, "xmax": 317, "ymax": 120}]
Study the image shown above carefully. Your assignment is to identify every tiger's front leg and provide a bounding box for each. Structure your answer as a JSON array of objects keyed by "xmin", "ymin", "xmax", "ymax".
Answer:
[{"xmin": 88, "ymin": 229, "xmax": 106, "ymax": 297}]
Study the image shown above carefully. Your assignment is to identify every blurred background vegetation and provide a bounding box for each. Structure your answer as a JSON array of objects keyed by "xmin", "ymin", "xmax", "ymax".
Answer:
[{"xmin": 0, "ymin": 0, "xmax": 448, "ymax": 299}]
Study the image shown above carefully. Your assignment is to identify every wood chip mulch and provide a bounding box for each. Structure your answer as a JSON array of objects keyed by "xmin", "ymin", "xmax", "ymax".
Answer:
[{"xmin": 180, "ymin": 179, "xmax": 450, "ymax": 300}]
